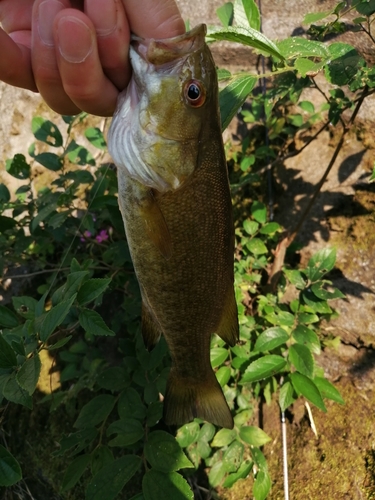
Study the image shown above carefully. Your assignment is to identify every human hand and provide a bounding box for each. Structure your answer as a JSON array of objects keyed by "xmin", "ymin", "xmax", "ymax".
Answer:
[{"xmin": 0, "ymin": 0, "xmax": 185, "ymax": 116}]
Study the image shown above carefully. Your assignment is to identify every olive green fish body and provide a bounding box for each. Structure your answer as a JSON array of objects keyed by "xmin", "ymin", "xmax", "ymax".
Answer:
[{"xmin": 108, "ymin": 25, "xmax": 239, "ymax": 428}]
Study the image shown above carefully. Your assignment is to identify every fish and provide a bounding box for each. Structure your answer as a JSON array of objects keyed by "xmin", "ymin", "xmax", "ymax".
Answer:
[{"xmin": 107, "ymin": 24, "xmax": 239, "ymax": 429}]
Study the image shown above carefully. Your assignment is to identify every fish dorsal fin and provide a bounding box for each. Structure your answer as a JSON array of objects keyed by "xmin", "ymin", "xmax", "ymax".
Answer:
[
  {"xmin": 141, "ymin": 299, "xmax": 163, "ymax": 350},
  {"xmin": 216, "ymin": 288, "xmax": 239, "ymax": 347},
  {"xmin": 140, "ymin": 189, "xmax": 172, "ymax": 260}
]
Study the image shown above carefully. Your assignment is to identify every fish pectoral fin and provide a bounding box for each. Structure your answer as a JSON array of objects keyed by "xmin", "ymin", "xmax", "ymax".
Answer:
[
  {"xmin": 163, "ymin": 368, "xmax": 234, "ymax": 429},
  {"xmin": 141, "ymin": 300, "xmax": 163, "ymax": 350},
  {"xmin": 216, "ymin": 287, "xmax": 239, "ymax": 347},
  {"xmin": 140, "ymin": 189, "xmax": 172, "ymax": 260}
]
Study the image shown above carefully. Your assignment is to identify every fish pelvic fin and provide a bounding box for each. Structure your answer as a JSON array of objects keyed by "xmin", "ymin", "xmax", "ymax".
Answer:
[
  {"xmin": 141, "ymin": 299, "xmax": 163, "ymax": 350},
  {"xmin": 140, "ymin": 189, "xmax": 172, "ymax": 260},
  {"xmin": 163, "ymin": 368, "xmax": 234, "ymax": 429},
  {"xmin": 216, "ymin": 287, "xmax": 239, "ymax": 347}
]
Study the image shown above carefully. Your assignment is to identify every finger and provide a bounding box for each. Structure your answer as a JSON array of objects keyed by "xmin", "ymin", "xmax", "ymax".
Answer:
[
  {"xmin": 0, "ymin": 29, "xmax": 36, "ymax": 90},
  {"xmin": 85, "ymin": 0, "xmax": 131, "ymax": 90},
  {"xmin": 0, "ymin": 0, "xmax": 34, "ymax": 32},
  {"xmin": 32, "ymin": 0, "xmax": 81, "ymax": 115},
  {"xmin": 122, "ymin": 0, "xmax": 185, "ymax": 39},
  {"xmin": 55, "ymin": 9, "xmax": 120, "ymax": 116}
]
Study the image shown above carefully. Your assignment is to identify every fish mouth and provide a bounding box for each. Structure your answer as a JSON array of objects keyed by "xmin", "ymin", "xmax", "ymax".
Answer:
[{"xmin": 132, "ymin": 24, "xmax": 207, "ymax": 66}]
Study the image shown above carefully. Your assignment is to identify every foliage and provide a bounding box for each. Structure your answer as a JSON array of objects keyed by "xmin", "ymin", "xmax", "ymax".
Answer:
[{"xmin": 1, "ymin": 0, "xmax": 374, "ymax": 498}]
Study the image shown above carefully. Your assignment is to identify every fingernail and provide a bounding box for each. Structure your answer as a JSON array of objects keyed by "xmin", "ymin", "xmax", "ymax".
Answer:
[
  {"xmin": 38, "ymin": 0, "xmax": 65, "ymax": 46},
  {"xmin": 86, "ymin": 0, "xmax": 117, "ymax": 36},
  {"xmin": 57, "ymin": 17, "xmax": 94, "ymax": 63}
]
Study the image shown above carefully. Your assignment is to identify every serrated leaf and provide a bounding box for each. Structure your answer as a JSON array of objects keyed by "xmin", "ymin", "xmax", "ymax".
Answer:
[
  {"xmin": 106, "ymin": 418, "xmax": 144, "ymax": 447},
  {"xmin": 325, "ymin": 43, "xmax": 362, "ymax": 86},
  {"xmin": 240, "ymin": 355, "xmax": 286, "ymax": 383},
  {"xmin": 85, "ymin": 127, "xmax": 107, "ymax": 150},
  {"xmin": 145, "ymin": 431, "xmax": 193, "ymax": 472},
  {"xmin": 219, "ymin": 74, "xmax": 257, "ymax": 130},
  {"xmin": 217, "ymin": 2, "xmax": 234, "ymax": 26},
  {"xmin": 118, "ymin": 388, "xmax": 147, "ymax": 420},
  {"xmin": 234, "ymin": 0, "xmax": 260, "ymax": 30},
  {"xmin": 32, "ymin": 117, "xmax": 63, "ymax": 147},
  {"xmin": 240, "ymin": 426, "xmax": 271, "ymax": 447},
  {"xmin": 355, "ymin": 0, "xmax": 375, "ymax": 16},
  {"xmin": 77, "ymin": 278, "xmax": 111, "ymax": 306},
  {"xmin": 12, "ymin": 296, "xmax": 37, "ymax": 319},
  {"xmin": 284, "ymin": 269, "xmax": 307, "ymax": 289},
  {"xmin": 74, "ymin": 395, "xmax": 116, "ymax": 429},
  {"xmin": 0, "ymin": 335, "xmax": 18, "ymax": 369},
  {"xmin": 253, "ymin": 470, "xmax": 271, "ymax": 500},
  {"xmin": 243, "ymin": 219, "xmax": 259, "ymax": 235},
  {"xmin": 292, "ymin": 325, "xmax": 321, "ymax": 355},
  {"xmin": 290, "ymin": 372, "xmax": 327, "ymax": 412},
  {"xmin": 90, "ymin": 446, "xmax": 114, "ymax": 477},
  {"xmin": 302, "ymin": 289, "xmax": 332, "ymax": 314},
  {"xmin": 0, "ymin": 445, "xmax": 22, "ymax": 486},
  {"xmin": 277, "ymin": 37, "xmax": 329, "ymax": 59},
  {"xmin": 289, "ymin": 344, "xmax": 314, "ymax": 377},
  {"xmin": 314, "ymin": 377, "xmax": 344, "ymax": 404},
  {"xmin": 295, "ymin": 58, "xmax": 325, "ymax": 77},
  {"xmin": 0, "ymin": 305, "xmax": 19, "ymax": 329},
  {"xmin": 311, "ymin": 281, "xmax": 345, "ymax": 300},
  {"xmin": 53, "ymin": 428, "xmax": 98, "ymax": 457},
  {"xmin": 279, "ymin": 380, "xmax": 296, "ymax": 412},
  {"xmin": 61, "ymin": 454, "xmax": 91, "ymax": 492},
  {"xmin": 211, "ymin": 428, "xmax": 237, "ymax": 448},
  {"xmin": 142, "ymin": 470, "xmax": 193, "ymax": 500},
  {"xmin": 16, "ymin": 353, "xmax": 41, "ymax": 395},
  {"xmin": 79, "ymin": 308, "xmax": 115, "ymax": 336},
  {"xmin": 176, "ymin": 422, "xmax": 200, "ymax": 448},
  {"xmin": 246, "ymin": 238, "xmax": 268, "ymax": 255},
  {"xmin": 254, "ymin": 327, "xmax": 289, "ymax": 352},
  {"xmin": 3, "ymin": 374, "xmax": 32, "ymax": 409},
  {"xmin": 39, "ymin": 294, "xmax": 76, "ymax": 342},
  {"xmin": 86, "ymin": 455, "xmax": 141, "ymax": 500},
  {"xmin": 209, "ymin": 26, "xmax": 284, "ymax": 60},
  {"xmin": 5, "ymin": 154, "xmax": 31, "ymax": 179},
  {"xmin": 46, "ymin": 335, "xmax": 72, "ymax": 350},
  {"xmin": 210, "ymin": 347, "xmax": 229, "ymax": 368}
]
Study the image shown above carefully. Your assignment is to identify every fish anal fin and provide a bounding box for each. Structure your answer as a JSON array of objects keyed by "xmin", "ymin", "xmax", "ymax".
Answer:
[
  {"xmin": 216, "ymin": 288, "xmax": 239, "ymax": 347},
  {"xmin": 140, "ymin": 189, "xmax": 172, "ymax": 260},
  {"xmin": 141, "ymin": 300, "xmax": 162, "ymax": 351},
  {"xmin": 163, "ymin": 368, "xmax": 234, "ymax": 429}
]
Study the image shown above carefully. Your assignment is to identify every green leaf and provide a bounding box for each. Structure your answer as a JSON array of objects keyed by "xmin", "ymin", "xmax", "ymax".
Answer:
[
  {"xmin": 175, "ymin": 422, "xmax": 200, "ymax": 448},
  {"xmin": 86, "ymin": 455, "xmax": 142, "ymax": 500},
  {"xmin": 0, "ymin": 183, "xmax": 10, "ymax": 202},
  {"xmin": 142, "ymin": 470, "xmax": 193, "ymax": 500},
  {"xmin": 279, "ymin": 380, "xmax": 296, "ymax": 412},
  {"xmin": 254, "ymin": 327, "xmax": 289, "ymax": 352},
  {"xmin": 259, "ymin": 222, "xmax": 281, "ymax": 235},
  {"xmin": 314, "ymin": 377, "xmax": 344, "ymax": 404},
  {"xmin": 295, "ymin": 58, "xmax": 325, "ymax": 77},
  {"xmin": 302, "ymin": 10, "xmax": 334, "ymax": 24},
  {"xmin": 61, "ymin": 454, "xmax": 91, "ymax": 491},
  {"xmin": 292, "ymin": 325, "xmax": 321, "ymax": 355},
  {"xmin": 145, "ymin": 431, "xmax": 193, "ymax": 472},
  {"xmin": 290, "ymin": 372, "xmax": 327, "ymax": 412},
  {"xmin": 325, "ymin": 43, "xmax": 362, "ymax": 86},
  {"xmin": 53, "ymin": 428, "xmax": 98, "ymax": 457},
  {"xmin": 216, "ymin": 366, "xmax": 231, "ymax": 387},
  {"xmin": 77, "ymin": 278, "xmax": 111, "ymax": 306},
  {"xmin": 251, "ymin": 201, "xmax": 267, "ymax": 223},
  {"xmin": 239, "ymin": 426, "xmax": 271, "ymax": 447},
  {"xmin": 16, "ymin": 353, "xmax": 41, "ymax": 395},
  {"xmin": 30, "ymin": 203, "xmax": 57, "ymax": 233},
  {"xmin": 53, "ymin": 271, "xmax": 89, "ymax": 304},
  {"xmin": 289, "ymin": 344, "xmax": 314, "ymax": 377},
  {"xmin": 3, "ymin": 374, "xmax": 32, "ymax": 409},
  {"xmin": 0, "ymin": 215, "xmax": 17, "ymax": 231},
  {"xmin": 217, "ymin": 68, "xmax": 232, "ymax": 80},
  {"xmin": 46, "ymin": 336, "xmax": 72, "ymax": 350},
  {"xmin": 0, "ymin": 306, "xmax": 19, "ymax": 329},
  {"xmin": 253, "ymin": 470, "xmax": 271, "ymax": 500},
  {"xmin": 66, "ymin": 139, "xmax": 95, "ymax": 166},
  {"xmin": 240, "ymin": 355, "xmax": 286, "ymax": 383},
  {"xmin": 223, "ymin": 440, "xmax": 244, "ymax": 472},
  {"xmin": 311, "ymin": 281, "xmax": 345, "ymax": 300},
  {"xmin": 211, "ymin": 428, "xmax": 237, "ymax": 448},
  {"xmin": 90, "ymin": 446, "xmax": 114, "ymax": 476},
  {"xmin": 198, "ymin": 422, "xmax": 216, "ymax": 442},
  {"xmin": 246, "ymin": 238, "xmax": 268, "ymax": 255},
  {"xmin": 234, "ymin": 0, "xmax": 260, "ymax": 30},
  {"xmin": 39, "ymin": 294, "xmax": 76, "ymax": 342},
  {"xmin": 118, "ymin": 388, "xmax": 147, "ymax": 420},
  {"xmin": 74, "ymin": 395, "xmax": 116, "ymax": 429},
  {"xmin": 299, "ymin": 100, "xmax": 315, "ymax": 114},
  {"xmin": 284, "ymin": 269, "xmax": 307, "ymax": 289},
  {"xmin": 79, "ymin": 308, "xmax": 115, "ymax": 336},
  {"xmin": 146, "ymin": 402, "xmax": 163, "ymax": 427},
  {"xmin": 223, "ymin": 460, "xmax": 252, "ymax": 488},
  {"xmin": 5, "ymin": 154, "xmax": 31, "ymax": 179},
  {"xmin": 216, "ymin": 2, "xmax": 234, "ymax": 26},
  {"xmin": 243, "ymin": 219, "xmax": 259, "ymax": 235},
  {"xmin": 85, "ymin": 127, "xmax": 107, "ymax": 150},
  {"xmin": 210, "ymin": 347, "xmax": 229, "ymax": 368},
  {"xmin": 106, "ymin": 418, "xmax": 144, "ymax": 447},
  {"xmin": 32, "ymin": 117, "xmax": 63, "ymax": 147},
  {"xmin": 305, "ymin": 247, "xmax": 336, "ymax": 282},
  {"xmin": 302, "ymin": 289, "xmax": 332, "ymax": 314},
  {"xmin": 34, "ymin": 152, "xmax": 63, "ymax": 171},
  {"xmin": 354, "ymin": 0, "xmax": 375, "ymax": 16},
  {"xmin": 97, "ymin": 367, "xmax": 130, "ymax": 391},
  {"xmin": 277, "ymin": 37, "xmax": 328, "ymax": 59},
  {"xmin": 0, "ymin": 445, "xmax": 22, "ymax": 486},
  {"xmin": 209, "ymin": 26, "xmax": 284, "ymax": 60},
  {"xmin": 0, "ymin": 335, "xmax": 18, "ymax": 369},
  {"xmin": 208, "ymin": 461, "xmax": 227, "ymax": 487},
  {"xmin": 12, "ymin": 296, "xmax": 37, "ymax": 319},
  {"xmin": 219, "ymin": 74, "xmax": 257, "ymax": 130}
]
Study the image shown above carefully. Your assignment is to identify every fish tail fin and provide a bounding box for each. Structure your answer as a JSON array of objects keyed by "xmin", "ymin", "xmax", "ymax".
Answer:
[{"xmin": 163, "ymin": 368, "xmax": 234, "ymax": 429}]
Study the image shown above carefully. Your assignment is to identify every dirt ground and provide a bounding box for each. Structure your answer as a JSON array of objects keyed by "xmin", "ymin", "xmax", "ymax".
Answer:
[{"xmin": 1, "ymin": 1, "xmax": 375, "ymax": 499}]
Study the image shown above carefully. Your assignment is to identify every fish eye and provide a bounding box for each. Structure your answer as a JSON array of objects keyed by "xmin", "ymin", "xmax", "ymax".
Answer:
[{"xmin": 184, "ymin": 80, "xmax": 206, "ymax": 107}]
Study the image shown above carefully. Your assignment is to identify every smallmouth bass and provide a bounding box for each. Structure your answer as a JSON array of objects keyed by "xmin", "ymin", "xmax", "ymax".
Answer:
[{"xmin": 108, "ymin": 24, "xmax": 239, "ymax": 429}]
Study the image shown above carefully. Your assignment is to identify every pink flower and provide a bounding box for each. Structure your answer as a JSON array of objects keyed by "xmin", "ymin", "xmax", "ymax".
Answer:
[{"xmin": 96, "ymin": 230, "xmax": 109, "ymax": 243}]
